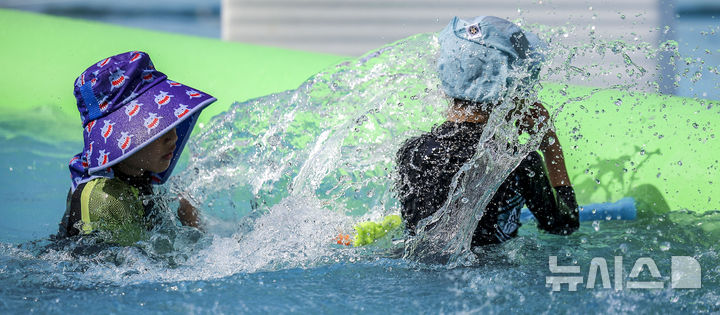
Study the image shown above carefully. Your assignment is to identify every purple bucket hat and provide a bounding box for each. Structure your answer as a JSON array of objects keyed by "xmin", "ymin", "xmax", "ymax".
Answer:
[{"xmin": 68, "ymin": 51, "xmax": 216, "ymax": 190}]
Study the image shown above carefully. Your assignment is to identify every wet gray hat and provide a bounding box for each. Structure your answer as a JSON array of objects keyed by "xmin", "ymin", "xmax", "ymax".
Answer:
[{"xmin": 437, "ymin": 16, "xmax": 545, "ymax": 103}]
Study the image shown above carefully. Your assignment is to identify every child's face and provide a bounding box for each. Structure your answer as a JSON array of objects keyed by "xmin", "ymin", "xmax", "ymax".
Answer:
[{"xmin": 116, "ymin": 128, "xmax": 178, "ymax": 176}]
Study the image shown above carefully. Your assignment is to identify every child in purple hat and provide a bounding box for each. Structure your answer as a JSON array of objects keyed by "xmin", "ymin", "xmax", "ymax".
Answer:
[{"xmin": 57, "ymin": 51, "xmax": 216, "ymax": 245}]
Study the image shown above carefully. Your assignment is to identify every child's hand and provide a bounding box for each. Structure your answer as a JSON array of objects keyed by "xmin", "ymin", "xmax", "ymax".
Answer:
[
  {"xmin": 178, "ymin": 196, "xmax": 202, "ymax": 230},
  {"xmin": 515, "ymin": 102, "xmax": 550, "ymax": 136}
]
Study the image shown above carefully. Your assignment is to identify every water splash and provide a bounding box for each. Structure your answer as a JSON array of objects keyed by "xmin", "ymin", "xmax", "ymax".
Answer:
[{"xmin": 168, "ymin": 19, "xmax": 719, "ymax": 266}]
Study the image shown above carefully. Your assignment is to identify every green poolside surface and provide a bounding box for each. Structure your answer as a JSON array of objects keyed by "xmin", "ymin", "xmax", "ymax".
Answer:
[
  {"xmin": 0, "ymin": 9, "xmax": 346, "ymax": 141},
  {"xmin": 1, "ymin": 9, "xmax": 718, "ymax": 214}
]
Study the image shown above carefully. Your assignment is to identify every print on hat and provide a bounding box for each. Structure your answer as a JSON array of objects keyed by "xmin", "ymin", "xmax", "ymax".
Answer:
[
  {"xmin": 84, "ymin": 141, "xmax": 94, "ymax": 168},
  {"xmin": 174, "ymin": 104, "xmax": 190, "ymax": 119},
  {"xmin": 144, "ymin": 113, "xmax": 162, "ymax": 134},
  {"xmin": 109, "ymin": 69, "xmax": 128, "ymax": 90},
  {"xmin": 154, "ymin": 91, "xmax": 173, "ymax": 109},
  {"xmin": 167, "ymin": 80, "xmax": 182, "ymax": 87},
  {"xmin": 129, "ymin": 51, "xmax": 142, "ymax": 63},
  {"xmin": 97, "ymin": 57, "xmax": 112, "ymax": 67},
  {"xmin": 86, "ymin": 120, "xmax": 97, "ymax": 134},
  {"xmin": 121, "ymin": 91, "xmax": 140, "ymax": 105},
  {"xmin": 76, "ymin": 73, "xmax": 86, "ymax": 87},
  {"xmin": 186, "ymin": 90, "xmax": 202, "ymax": 99},
  {"xmin": 142, "ymin": 69, "xmax": 154, "ymax": 82},
  {"xmin": 117, "ymin": 132, "xmax": 134, "ymax": 154},
  {"xmin": 124, "ymin": 100, "xmax": 143, "ymax": 121},
  {"xmin": 100, "ymin": 120, "xmax": 115, "ymax": 143},
  {"xmin": 98, "ymin": 93, "xmax": 111, "ymax": 112},
  {"xmin": 96, "ymin": 150, "xmax": 110, "ymax": 166}
]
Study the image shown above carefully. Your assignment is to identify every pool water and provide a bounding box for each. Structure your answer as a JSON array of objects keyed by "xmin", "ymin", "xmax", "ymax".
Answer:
[{"xmin": 2, "ymin": 28, "xmax": 719, "ymax": 313}]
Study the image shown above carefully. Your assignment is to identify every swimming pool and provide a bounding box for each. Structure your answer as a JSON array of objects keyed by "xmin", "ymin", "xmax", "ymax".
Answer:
[{"xmin": 1, "ymin": 9, "xmax": 719, "ymax": 314}]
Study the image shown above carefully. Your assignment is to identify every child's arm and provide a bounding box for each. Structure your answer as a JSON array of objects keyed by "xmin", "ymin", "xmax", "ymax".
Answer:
[
  {"xmin": 517, "ymin": 152, "xmax": 579, "ymax": 235},
  {"xmin": 178, "ymin": 197, "xmax": 202, "ymax": 229},
  {"xmin": 539, "ymin": 130, "xmax": 572, "ymax": 187},
  {"xmin": 517, "ymin": 102, "xmax": 572, "ymax": 187}
]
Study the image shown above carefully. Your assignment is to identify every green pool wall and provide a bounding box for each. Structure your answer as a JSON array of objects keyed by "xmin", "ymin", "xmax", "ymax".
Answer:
[
  {"xmin": 0, "ymin": 9, "xmax": 346, "ymax": 142},
  {"xmin": 1, "ymin": 9, "xmax": 718, "ymax": 213}
]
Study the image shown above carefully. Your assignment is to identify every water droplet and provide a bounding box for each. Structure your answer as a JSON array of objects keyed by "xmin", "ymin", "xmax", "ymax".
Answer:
[
  {"xmin": 619, "ymin": 243, "xmax": 629, "ymax": 253},
  {"xmin": 461, "ymin": 197, "xmax": 469, "ymax": 204},
  {"xmin": 620, "ymin": 14, "xmax": 626, "ymax": 20},
  {"xmin": 592, "ymin": 221, "xmax": 600, "ymax": 231},
  {"xmin": 692, "ymin": 122, "xmax": 699, "ymax": 129},
  {"xmin": 614, "ymin": 99, "xmax": 622, "ymax": 106},
  {"xmin": 659, "ymin": 242, "xmax": 671, "ymax": 251},
  {"xmin": 678, "ymin": 161, "xmax": 683, "ymax": 166},
  {"xmin": 640, "ymin": 149, "xmax": 645, "ymax": 155}
]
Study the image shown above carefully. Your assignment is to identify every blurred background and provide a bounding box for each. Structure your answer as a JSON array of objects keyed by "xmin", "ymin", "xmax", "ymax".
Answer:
[{"xmin": 1, "ymin": 0, "xmax": 718, "ymax": 99}]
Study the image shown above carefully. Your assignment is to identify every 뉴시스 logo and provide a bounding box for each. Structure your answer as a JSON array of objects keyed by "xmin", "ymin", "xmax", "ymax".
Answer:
[{"xmin": 546, "ymin": 256, "xmax": 702, "ymax": 291}]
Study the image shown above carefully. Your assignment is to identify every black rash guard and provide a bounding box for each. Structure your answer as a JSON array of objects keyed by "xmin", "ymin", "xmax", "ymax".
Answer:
[{"xmin": 396, "ymin": 121, "xmax": 579, "ymax": 246}]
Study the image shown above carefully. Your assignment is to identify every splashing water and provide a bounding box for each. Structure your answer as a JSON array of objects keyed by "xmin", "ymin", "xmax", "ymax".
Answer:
[
  {"xmin": 170, "ymin": 29, "xmax": 560, "ymax": 266},
  {"xmin": 168, "ymin": 18, "xmax": 720, "ymax": 266}
]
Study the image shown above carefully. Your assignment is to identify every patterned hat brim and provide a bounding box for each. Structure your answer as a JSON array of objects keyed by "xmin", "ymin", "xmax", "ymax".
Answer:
[{"xmin": 80, "ymin": 78, "xmax": 216, "ymax": 178}]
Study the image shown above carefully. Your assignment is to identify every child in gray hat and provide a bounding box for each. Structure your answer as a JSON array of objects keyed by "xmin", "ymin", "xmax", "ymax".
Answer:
[{"xmin": 396, "ymin": 16, "xmax": 579, "ymax": 246}]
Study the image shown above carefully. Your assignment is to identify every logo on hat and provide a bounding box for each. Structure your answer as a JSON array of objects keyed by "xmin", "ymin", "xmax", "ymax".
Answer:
[
  {"xmin": 97, "ymin": 57, "xmax": 111, "ymax": 67},
  {"xmin": 143, "ymin": 113, "xmax": 163, "ymax": 134},
  {"xmin": 467, "ymin": 24, "xmax": 482, "ymax": 39},
  {"xmin": 154, "ymin": 91, "xmax": 173, "ymax": 108},
  {"xmin": 100, "ymin": 120, "xmax": 115, "ymax": 143},
  {"xmin": 86, "ymin": 120, "xmax": 97, "ymax": 134},
  {"xmin": 90, "ymin": 77, "xmax": 98, "ymax": 86},
  {"xmin": 124, "ymin": 100, "xmax": 143, "ymax": 121},
  {"xmin": 117, "ymin": 132, "xmax": 134, "ymax": 154},
  {"xmin": 109, "ymin": 69, "xmax": 128, "ymax": 90},
  {"xmin": 167, "ymin": 80, "xmax": 182, "ymax": 87},
  {"xmin": 186, "ymin": 90, "xmax": 202, "ymax": 99},
  {"xmin": 174, "ymin": 104, "xmax": 190, "ymax": 118},
  {"xmin": 97, "ymin": 150, "xmax": 110, "ymax": 166}
]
